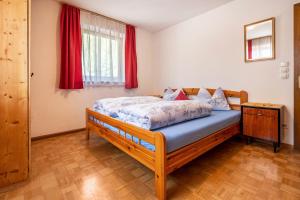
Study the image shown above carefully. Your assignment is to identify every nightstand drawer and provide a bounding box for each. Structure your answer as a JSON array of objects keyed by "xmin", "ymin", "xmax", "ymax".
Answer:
[
  {"xmin": 243, "ymin": 113, "xmax": 278, "ymax": 141},
  {"xmin": 243, "ymin": 107, "xmax": 278, "ymax": 117}
]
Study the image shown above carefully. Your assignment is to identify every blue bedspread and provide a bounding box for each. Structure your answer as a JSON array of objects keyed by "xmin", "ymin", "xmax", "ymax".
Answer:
[
  {"xmin": 157, "ymin": 110, "xmax": 241, "ymax": 152},
  {"xmin": 101, "ymin": 110, "xmax": 240, "ymax": 153}
]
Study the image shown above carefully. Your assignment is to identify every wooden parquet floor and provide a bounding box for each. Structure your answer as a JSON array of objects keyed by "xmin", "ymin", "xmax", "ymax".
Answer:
[{"xmin": 1, "ymin": 131, "xmax": 300, "ymax": 200}]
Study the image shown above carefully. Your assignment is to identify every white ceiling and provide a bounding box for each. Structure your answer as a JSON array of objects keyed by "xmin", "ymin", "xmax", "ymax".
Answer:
[{"xmin": 58, "ymin": 0, "xmax": 233, "ymax": 32}]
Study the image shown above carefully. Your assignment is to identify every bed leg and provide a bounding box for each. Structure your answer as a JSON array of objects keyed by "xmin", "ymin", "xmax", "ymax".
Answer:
[
  {"xmin": 155, "ymin": 133, "xmax": 167, "ymax": 200},
  {"xmin": 86, "ymin": 109, "xmax": 90, "ymax": 140},
  {"xmin": 86, "ymin": 128, "xmax": 90, "ymax": 140}
]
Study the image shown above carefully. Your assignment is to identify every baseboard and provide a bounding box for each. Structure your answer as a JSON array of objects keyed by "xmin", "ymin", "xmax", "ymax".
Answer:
[
  {"xmin": 243, "ymin": 137, "xmax": 294, "ymax": 149},
  {"xmin": 280, "ymin": 142, "xmax": 294, "ymax": 149},
  {"xmin": 31, "ymin": 128, "xmax": 86, "ymax": 141}
]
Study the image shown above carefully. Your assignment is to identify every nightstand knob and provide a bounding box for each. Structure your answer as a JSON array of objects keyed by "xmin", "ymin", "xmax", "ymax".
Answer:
[{"xmin": 257, "ymin": 113, "xmax": 263, "ymax": 116}]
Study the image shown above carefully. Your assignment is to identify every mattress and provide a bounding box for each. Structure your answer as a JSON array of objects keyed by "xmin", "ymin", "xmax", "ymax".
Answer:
[{"xmin": 100, "ymin": 110, "xmax": 241, "ymax": 153}]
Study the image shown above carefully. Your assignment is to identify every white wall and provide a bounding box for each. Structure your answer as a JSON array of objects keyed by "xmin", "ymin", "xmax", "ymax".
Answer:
[
  {"xmin": 153, "ymin": 0, "xmax": 296, "ymax": 144},
  {"xmin": 30, "ymin": 0, "xmax": 154, "ymax": 137}
]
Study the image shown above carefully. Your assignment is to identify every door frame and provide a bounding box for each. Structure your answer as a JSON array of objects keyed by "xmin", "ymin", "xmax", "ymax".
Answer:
[{"xmin": 294, "ymin": 4, "xmax": 300, "ymax": 149}]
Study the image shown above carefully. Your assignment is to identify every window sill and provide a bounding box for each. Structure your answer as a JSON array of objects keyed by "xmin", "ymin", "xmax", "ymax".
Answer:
[{"xmin": 84, "ymin": 82, "xmax": 125, "ymax": 88}]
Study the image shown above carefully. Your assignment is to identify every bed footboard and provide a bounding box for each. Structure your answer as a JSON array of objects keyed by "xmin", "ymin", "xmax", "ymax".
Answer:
[
  {"xmin": 86, "ymin": 108, "xmax": 167, "ymax": 199},
  {"xmin": 154, "ymin": 132, "xmax": 166, "ymax": 200}
]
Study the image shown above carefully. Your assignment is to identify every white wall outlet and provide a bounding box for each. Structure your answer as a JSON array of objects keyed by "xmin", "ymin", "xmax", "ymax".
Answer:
[{"xmin": 280, "ymin": 73, "xmax": 289, "ymax": 79}]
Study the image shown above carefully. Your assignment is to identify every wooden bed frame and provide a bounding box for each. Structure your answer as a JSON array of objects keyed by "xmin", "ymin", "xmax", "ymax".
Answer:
[{"xmin": 86, "ymin": 88, "xmax": 248, "ymax": 200}]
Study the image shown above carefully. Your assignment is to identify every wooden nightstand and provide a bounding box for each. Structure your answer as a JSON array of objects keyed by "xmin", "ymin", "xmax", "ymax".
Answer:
[{"xmin": 241, "ymin": 102, "xmax": 284, "ymax": 152}]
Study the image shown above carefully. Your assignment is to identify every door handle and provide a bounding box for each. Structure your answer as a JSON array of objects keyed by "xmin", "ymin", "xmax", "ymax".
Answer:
[{"xmin": 299, "ymin": 76, "xmax": 300, "ymax": 88}]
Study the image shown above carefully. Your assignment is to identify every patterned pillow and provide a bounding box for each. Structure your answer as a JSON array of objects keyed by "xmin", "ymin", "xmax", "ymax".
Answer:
[
  {"xmin": 193, "ymin": 87, "xmax": 231, "ymax": 110},
  {"xmin": 191, "ymin": 87, "xmax": 212, "ymax": 103},
  {"xmin": 163, "ymin": 87, "xmax": 180, "ymax": 101},
  {"xmin": 209, "ymin": 87, "xmax": 231, "ymax": 110}
]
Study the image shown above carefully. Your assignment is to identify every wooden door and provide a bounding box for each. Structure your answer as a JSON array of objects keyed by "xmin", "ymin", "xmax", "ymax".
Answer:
[
  {"xmin": 295, "ymin": 4, "xmax": 300, "ymax": 149},
  {"xmin": 0, "ymin": 0, "xmax": 29, "ymax": 186}
]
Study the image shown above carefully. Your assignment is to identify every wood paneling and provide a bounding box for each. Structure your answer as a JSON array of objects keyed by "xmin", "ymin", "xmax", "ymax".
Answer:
[
  {"xmin": 0, "ymin": 0, "xmax": 29, "ymax": 187},
  {"xmin": 294, "ymin": 4, "xmax": 300, "ymax": 149}
]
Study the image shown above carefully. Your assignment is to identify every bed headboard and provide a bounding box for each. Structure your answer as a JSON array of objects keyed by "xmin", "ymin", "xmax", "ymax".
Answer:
[{"xmin": 167, "ymin": 88, "xmax": 248, "ymax": 110}]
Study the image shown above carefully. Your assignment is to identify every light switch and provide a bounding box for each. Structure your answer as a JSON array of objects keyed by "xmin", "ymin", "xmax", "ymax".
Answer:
[
  {"xmin": 280, "ymin": 62, "xmax": 289, "ymax": 80},
  {"xmin": 280, "ymin": 67, "xmax": 289, "ymax": 73},
  {"xmin": 280, "ymin": 62, "xmax": 289, "ymax": 68}
]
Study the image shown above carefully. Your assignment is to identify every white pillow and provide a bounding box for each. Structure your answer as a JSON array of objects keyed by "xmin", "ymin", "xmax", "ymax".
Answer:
[
  {"xmin": 191, "ymin": 87, "xmax": 212, "ymax": 103},
  {"xmin": 209, "ymin": 87, "xmax": 231, "ymax": 110},
  {"xmin": 193, "ymin": 87, "xmax": 231, "ymax": 110},
  {"xmin": 163, "ymin": 87, "xmax": 180, "ymax": 101}
]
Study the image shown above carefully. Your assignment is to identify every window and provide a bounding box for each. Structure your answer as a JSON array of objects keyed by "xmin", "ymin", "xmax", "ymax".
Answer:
[{"xmin": 81, "ymin": 11, "xmax": 125, "ymax": 86}]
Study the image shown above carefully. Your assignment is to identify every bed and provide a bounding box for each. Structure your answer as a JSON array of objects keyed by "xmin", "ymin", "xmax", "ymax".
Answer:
[{"xmin": 86, "ymin": 88, "xmax": 248, "ymax": 200}]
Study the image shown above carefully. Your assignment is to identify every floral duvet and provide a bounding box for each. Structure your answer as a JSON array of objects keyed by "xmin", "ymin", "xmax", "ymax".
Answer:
[
  {"xmin": 118, "ymin": 100, "xmax": 212, "ymax": 130},
  {"xmin": 93, "ymin": 96, "xmax": 162, "ymax": 117}
]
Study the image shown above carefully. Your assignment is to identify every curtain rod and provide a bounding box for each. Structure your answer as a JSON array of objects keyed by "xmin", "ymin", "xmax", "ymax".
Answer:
[
  {"xmin": 79, "ymin": 7, "xmax": 127, "ymax": 25},
  {"xmin": 59, "ymin": 2, "xmax": 127, "ymax": 25}
]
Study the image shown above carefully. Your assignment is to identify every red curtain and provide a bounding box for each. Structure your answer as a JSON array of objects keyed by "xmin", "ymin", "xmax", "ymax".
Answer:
[
  {"xmin": 247, "ymin": 40, "xmax": 252, "ymax": 60},
  {"xmin": 125, "ymin": 25, "xmax": 138, "ymax": 89},
  {"xmin": 59, "ymin": 4, "xmax": 83, "ymax": 89}
]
